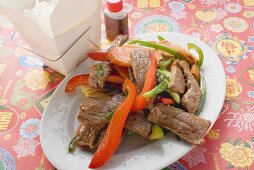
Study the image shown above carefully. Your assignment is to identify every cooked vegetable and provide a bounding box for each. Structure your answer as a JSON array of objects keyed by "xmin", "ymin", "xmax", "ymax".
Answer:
[
  {"xmin": 89, "ymin": 79, "xmax": 136, "ymax": 168},
  {"xmin": 157, "ymin": 35, "xmax": 165, "ymax": 41},
  {"xmin": 195, "ymin": 73, "xmax": 206, "ymax": 115},
  {"xmin": 65, "ymin": 74, "xmax": 89, "ymax": 93},
  {"xmin": 187, "ymin": 43, "xmax": 204, "ymax": 68},
  {"xmin": 166, "ymin": 89, "xmax": 180, "ymax": 104},
  {"xmin": 68, "ymin": 134, "xmax": 81, "ymax": 153},
  {"xmin": 65, "ymin": 74, "xmax": 124, "ymax": 93},
  {"xmin": 156, "ymin": 69, "xmax": 171, "ymax": 79},
  {"xmin": 126, "ymin": 131, "xmax": 134, "ymax": 136},
  {"xmin": 129, "ymin": 40, "xmax": 185, "ymax": 61},
  {"xmin": 106, "ymin": 74, "xmax": 124, "ymax": 83},
  {"xmin": 114, "ymin": 65, "xmax": 129, "ymax": 78},
  {"xmin": 87, "ymin": 52, "xmax": 109, "ymax": 61},
  {"xmin": 131, "ymin": 52, "xmax": 157, "ymax": 111},
  {"xmin": 82, "ymin": 86, "xmax": 111, "ymax": 100},
  {"xmin": 67, "ymin": 35, "xmax": 208, "ymax": 169},
  {"xmin": 96, "ymin": 63, "xmax": 104, "ymax": 76},
  {"xmin": 105, "ymin": 109, "xmax": 115, "ymax": 123},
  {"xmin": 161, "ymin": 97, "xmax": 175, "ymax": 105},
  {"xmin": 149, "ymin": 124, "xmax": 164, "ymax": 140},
  {"xmin": 159, "ymin": 58, "xmax": 174, "ymax": 71},
  {"xmin": 107, "ymin": 46, "xmax": 134, "ymax": 67},
  {"xmin": 143, "ymin": 79, "xmax": 168, "ymax": 99},
  {"xmin": 82, "ymin": 86, "xmax": 103, "ymax": 97},
  {"xmin": 161, "ymin": 167, "xmax": 171, "ymax": 170}
]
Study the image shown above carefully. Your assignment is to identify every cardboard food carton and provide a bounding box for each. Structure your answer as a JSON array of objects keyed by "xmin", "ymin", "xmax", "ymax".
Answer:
[{"xmin": 0, "ymin": 0, "xmax": 101, "ymax": 75}]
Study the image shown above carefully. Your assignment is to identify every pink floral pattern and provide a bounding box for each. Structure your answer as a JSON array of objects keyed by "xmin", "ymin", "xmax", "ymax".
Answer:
[
  {"xmin": 0, "ymin": 0, "xmax": 254, "ymax": 169},
  {"xmin": 224, "ymin": 106, "xmax": 254, "ymax": 132},
  {"xmin": 12, "ymin": 138, "xmax": 39, "ymax": 159},
  {"xmin": 182, "ymin": 146, "xmax": 207, "ymax": 168}
]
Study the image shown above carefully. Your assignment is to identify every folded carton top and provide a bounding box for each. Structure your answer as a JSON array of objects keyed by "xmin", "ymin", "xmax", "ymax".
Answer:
[
  {"xmin": 0, "ymin": 0, "xmax": 99, "ymax": 37},
  {"xmin": 0, "ymin": 0, "xmax": 100, "ymax": 59}
]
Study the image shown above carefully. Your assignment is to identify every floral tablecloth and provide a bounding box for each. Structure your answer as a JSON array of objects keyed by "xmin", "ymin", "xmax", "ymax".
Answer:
[{"xmin": 0, "ymin": 0, "xmax": 254, "ymax": 170}]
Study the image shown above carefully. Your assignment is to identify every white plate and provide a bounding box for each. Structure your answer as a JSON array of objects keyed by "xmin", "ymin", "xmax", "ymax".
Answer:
[{"xmin": 40, "ymin": 32, "xmax": 226, "ymax": 170}]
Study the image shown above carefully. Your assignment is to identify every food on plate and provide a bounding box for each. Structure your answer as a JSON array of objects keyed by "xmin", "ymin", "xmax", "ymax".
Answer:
[{"xmin": 65, "ymin": 35, "xmax": 210, "ymax": 168}]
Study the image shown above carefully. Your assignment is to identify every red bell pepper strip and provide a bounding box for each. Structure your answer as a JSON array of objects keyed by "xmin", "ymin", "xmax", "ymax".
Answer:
[
  {"xmin": 114, "ymin": 65, "xmax": 129, "ymax": 78},
  {"xmin": 89, "ymin": 79, "xmax": 136, "ymax": 169},
  {"xmin": 131, "ymin": 51, "xmax": 157, "ymax": 112},
  {"xmin": 106, "ymin": 74, "xmax": 124, "ymax": 83},
  {"xmin": 65, "ymin": 74, "xmax": 125, "ymax": 93},
  {"xmin": 87, "ymin": 52, "xmax": 109, "ymax": 61},
  {"xmin": 107, "ymin": 46, "xmax": 133, "ymax": 67},
  {"xmin": 161, "ymin": 97, "xmax": 175, "ymax": 105},
  {"xmin": 65, "ymin": 74, "xmax": 89, "ymax": 93}
]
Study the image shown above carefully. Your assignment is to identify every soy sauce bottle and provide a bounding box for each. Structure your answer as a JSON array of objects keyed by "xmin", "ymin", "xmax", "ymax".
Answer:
[{"xmin": 104, "ymin": 0, "xmax": 129, "ymax": 42}]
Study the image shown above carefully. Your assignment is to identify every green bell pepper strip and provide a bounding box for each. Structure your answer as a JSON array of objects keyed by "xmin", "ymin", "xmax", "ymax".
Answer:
[
  {"xmin": 96, "ymin": 63, "xmax": 104, "ymax": 76},
  {"xmin": 175, "ymin": 134, "xmax": 181, "ymax": 141},
  {"xmin": 159, "ymin": 58, "xmax": 174, "ymax": 70},
  {"xmin": 154, "ymin": 70, "xmax": 180, "ymax": 103},
  {"xmin": 149, "ymin": 124, "xmax": 164, "ymax": 140},
  {"xmin": 68, "ymin": 134, "xmax": 81, "ymax": 153},
  {"xmin": 156, "ymin": 69, "xmax": 171, "ymax": 79},
  {"xmin": 187, "ymin": 43, "xmax": 204, "ymax": 68},
  {"xmin": 128, "ymin": 40, "xmax": 185, "ymax": 61},
  {"xmin": 126, "ymin": 131, "xmax": 134, "ymax": 136},
  {"xmin": 157, "ymin": 35, "xmax": 165, "ymax": 41},
  {"xmin": 166, "ymin": 89, "xmax": 180, "ymax": 104},
  {"xmin": 105, "ymin": 109, "xmax": 116, "ymax": 123},
  {"xmin": 161, "ymin": 167, "xmax": 172, "ymax": 170},
  {"xmin": 195, "ymin": 73, "xmax": 206, "ymax": 115},
  {"xmin": 143, "ymin": 79, "xmax": 169, "ymax": 99}
]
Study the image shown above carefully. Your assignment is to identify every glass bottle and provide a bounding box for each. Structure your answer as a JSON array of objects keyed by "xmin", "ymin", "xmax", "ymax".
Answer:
[{"xmin": 104, "ymin": 0, "xmax": 129, "ymax": 42}]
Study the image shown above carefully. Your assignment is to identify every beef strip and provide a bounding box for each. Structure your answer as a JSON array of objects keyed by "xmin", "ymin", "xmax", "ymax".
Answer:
[
  {"xmin": 148, "ymin": 103, "xmax": 211, "ymax": 145},
  {"xmin": 177, "ymin": 61, "xmax": 201, "ymax": 113},
  {"xmin": 130, "ymin": 48, "xmax": 150, "ymax": 93},
  {"xmin": 128, "ymin": 67, "xmax": 135, "ymax": 83},
  {"xmin": 77, "ymin": 93, "xmax": 151, "ymax": 148},
  {"xmin": 88, "ymin": 61, "xmax": 112, "ymax": 89},
  {"xmin": 169, "ymin": 66, "xmax": 185, "ymax": 94},
  {"xmin": 77, "ymin": 98, "xmax": 109, "ymax": 149},
  {"xmin": 124, "ymin": 111, "xmax": 151, "ymax": 138},
  {"xmin": 77, "ymin": 94, "xmax": 124, "ymax": 149},
  {"xmin": 111, "ymin": 93, "xmax": 152, "ymax": 139},
  {"xmin": 107, "ymin": 35, "xmax": 129, "ymax": 52}
]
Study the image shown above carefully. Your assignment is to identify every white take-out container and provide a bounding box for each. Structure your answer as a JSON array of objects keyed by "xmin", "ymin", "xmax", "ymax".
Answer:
[{"xmin": 0, "ymin": 0, "xmax": 101, "ymax": 75}]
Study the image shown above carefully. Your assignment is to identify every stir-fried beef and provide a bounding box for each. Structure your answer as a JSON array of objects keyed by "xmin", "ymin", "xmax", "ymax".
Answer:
[
  {"xmin": 106, "ymin": 93, "xmax": 153, "ymax": 139},
  {"xmin": 76, "ymin": 122, "xmax": 106, "ymax": 149},
  {"xmin": 130, "ymin": 49, "xmax": 150, "ymax": 93},
  {"xmin": 77, "ymin": 92, "xmax": 153, "ymax": 148},
  {"xmin": 107, "ymin": 35, "xmax": 129, "ymax": 52},
  {"xmin": 107, "ymin": 93, "xmax": 125, "ymax": 109},
  {"xmin": 124, "ymin": 111, "xmax": 151, "ymax": 138},
  {"xmin": 77, "ymin": 94, "xmax": 124, "ymax": 149},
  {"xmin": 77, "ymin": 98, "xmax": 109, "ymax": 149},
  {"xmin": 88, "ymin": 61, "xmax": 112, "ymax": 89},
  {"xmin": 169, "ymin": 66, "xmax": 185, "ymax": 94},
  {"xmin": 177, "ymin": 61, "xmax": 201, "ymax": 113},
  {"xmin": 148, "ymin": 104, "xmax": 211, "ymax": 145},
  {"xmin": 128, "ymin": 67, "xmax": 136, "ymax": 83},
  {"xmin": 191, "ymin": 64, "xmax": 200, "ymax": 83}
]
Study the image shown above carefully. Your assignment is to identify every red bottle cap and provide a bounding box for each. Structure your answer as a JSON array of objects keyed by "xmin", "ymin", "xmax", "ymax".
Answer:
[{"xmin": 107, "ymin": 0, "xmax": 123, "ymax": 13}]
